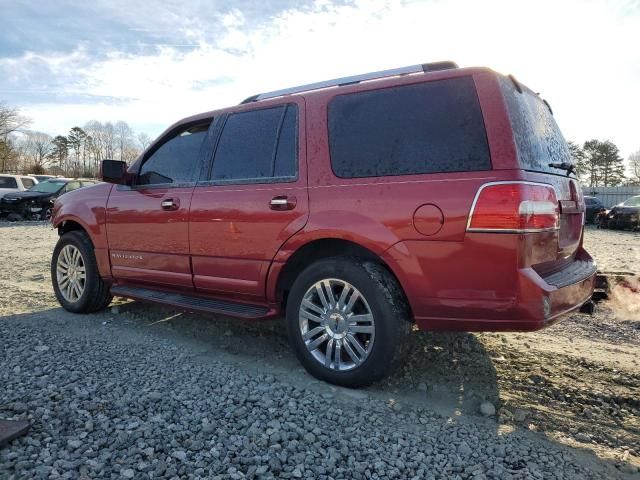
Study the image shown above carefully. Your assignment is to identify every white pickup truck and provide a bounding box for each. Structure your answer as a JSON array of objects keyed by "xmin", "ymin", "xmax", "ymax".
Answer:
[{"xmin": 0, "ymin": 174, "xmax": 39, "ymax": 199}]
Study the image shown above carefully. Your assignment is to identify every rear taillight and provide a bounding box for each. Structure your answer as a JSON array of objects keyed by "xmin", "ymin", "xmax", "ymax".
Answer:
[{"xmin": 467, "ymin": 182, "xmax": 559, "ymax": 232}]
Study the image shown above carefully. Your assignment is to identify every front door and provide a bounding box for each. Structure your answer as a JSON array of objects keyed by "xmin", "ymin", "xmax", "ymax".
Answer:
[
  {"xmin": 189, "ymin": 101, "xmax": 308, "ymax": 301},
  {"xmin": 106, "ymin": 119, "xmax": 212, "ymax": 288}
]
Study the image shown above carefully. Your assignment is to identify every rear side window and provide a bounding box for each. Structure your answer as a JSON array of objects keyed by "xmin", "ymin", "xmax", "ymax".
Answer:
[
  {"xmin": 211, "ymin": 105, "xmax": 297, "ymax": 182},
  {"xmin": 498, "ymin": 75, "xmax": 573, "ymax": 175},
  {"xmin": 328, "ymin": 77, "xmax": 491, "ymax": 178},
  {"xmin": 138, "ymin": 122, "xmax": 211, "ymax": 186},
  {"xmin": 0, "ymin": 177, "xmax": 18, "ymax": 188}
]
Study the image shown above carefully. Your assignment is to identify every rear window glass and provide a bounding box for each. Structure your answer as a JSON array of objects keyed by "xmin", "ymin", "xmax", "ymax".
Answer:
[
  {"xmin": 498, "ymin": 75, "xmax": 574, "ymax": 175},
  {"xmin": 328, "ymin": 76, "xmax": 491, "ymax": 178},
  {"xmin": 0, "ymin": 177, "xmax": 18, "ymax": 188}
]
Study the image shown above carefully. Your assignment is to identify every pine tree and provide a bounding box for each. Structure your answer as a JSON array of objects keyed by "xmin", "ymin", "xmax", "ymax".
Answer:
[
  {"xmin": 50, "ymin": 135, "xmax": 69, "ymax": 173},
  {"xmin": 582, "ymin": 140, "xmax": 626, "ymax": 187}
]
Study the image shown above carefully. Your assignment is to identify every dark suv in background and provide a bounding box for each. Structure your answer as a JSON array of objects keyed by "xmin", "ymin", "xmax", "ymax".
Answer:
[
  {"xmin": 1, "ymin": 178, "xmax": 97, "ymax": 220},
  {"xmin": 584, "ymin": 195, "xmax": 605, "ymax": 223},
  {"xmin": 50, "ymin": 62, "xmax": 595, "ymax": 386}
]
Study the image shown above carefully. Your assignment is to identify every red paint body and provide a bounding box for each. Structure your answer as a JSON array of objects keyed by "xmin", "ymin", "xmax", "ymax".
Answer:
[{"xmin": 52, "ymin": 67, "xmax": 595, "ymax": 330}]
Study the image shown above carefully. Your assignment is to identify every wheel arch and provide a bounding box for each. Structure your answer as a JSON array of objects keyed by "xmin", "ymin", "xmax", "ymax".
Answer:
[
  {"xmin": 54, "ymin": 215, "xmax": 112, "ymax": 279},
  {"xmin": 272, "ymin": 237, "xmax": 413, "ymax": 318}
]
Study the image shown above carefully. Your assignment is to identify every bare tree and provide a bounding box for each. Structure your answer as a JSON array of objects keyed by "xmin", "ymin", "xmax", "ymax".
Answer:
[
  {"xmin": 629, "ymin": 149, "xmax": 640, "ymax": 185},
  {"xmin": 0, "ymin": 102, "xmax": 31, "ymax": 137},
  {"xmin": 14, "ymin": 131, "xmax": 53, "ymax": 173},
  {"xmin": 114, "ymin": 121, "xmax": 134, "ymax": 161},
  {"xmin": 137, "ymin": 132, "xmax": 152, "ymax": 151},
  {"xmin": 0, "ymin": 103, "xmax": 31, "ymax": 172}
]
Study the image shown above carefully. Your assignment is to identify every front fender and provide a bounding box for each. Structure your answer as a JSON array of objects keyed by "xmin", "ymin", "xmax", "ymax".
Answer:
[{"xmin": 52, "ymin": 183, "xmax": 113, "ymax": 278}]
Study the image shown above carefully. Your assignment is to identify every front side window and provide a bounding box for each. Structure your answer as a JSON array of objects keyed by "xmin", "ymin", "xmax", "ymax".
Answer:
[
  {"xmin": 21, "ymin": 178, "xmax": 35, "ymax": 188},
  {"xmin": 138, "ymin": 121, "xmax": 211, "ymax": 186},
  {"xmin": 211, "ymin": 105, "xmax": 297, "ymax": 182},
  {"xmin": 328, "ymin": 77, "xmax": 491, "ymax": 178}
]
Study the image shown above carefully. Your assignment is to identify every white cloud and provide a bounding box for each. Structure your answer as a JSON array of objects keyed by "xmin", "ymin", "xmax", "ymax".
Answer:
[{"xmin": 6, "ymin": 0, "xmax": 640, "ymax": 157}]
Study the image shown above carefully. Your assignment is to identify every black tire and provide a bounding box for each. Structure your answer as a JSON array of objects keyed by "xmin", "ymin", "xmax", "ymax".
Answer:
[
  {"xmin": 286, "ymin": 257, "xmax": 411, "ymax": 387},
  {"xmin": 51, "ymin": 231, "xmax": 113, "ymax": 313}
]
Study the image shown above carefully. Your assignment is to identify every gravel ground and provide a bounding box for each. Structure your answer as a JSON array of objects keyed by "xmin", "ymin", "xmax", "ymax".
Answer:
[{"xmin": 0, "ymin": 222, "xmax": 639, "ymax": 479}]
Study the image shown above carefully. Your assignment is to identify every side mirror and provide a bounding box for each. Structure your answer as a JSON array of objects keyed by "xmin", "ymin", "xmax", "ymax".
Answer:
[{"xmin": 101, "ymin": 160, "xmax": 129, "ymax": 185}]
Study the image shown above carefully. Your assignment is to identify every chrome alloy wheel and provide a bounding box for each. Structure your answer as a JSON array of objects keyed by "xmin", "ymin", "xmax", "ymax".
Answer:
[
  {"xmin": 299, "ymin": 279, "xmax": 375, "ymax": 371},
  {"xmin": 56, "ymin": 244, "xmax": 86, "ymax": 302}
]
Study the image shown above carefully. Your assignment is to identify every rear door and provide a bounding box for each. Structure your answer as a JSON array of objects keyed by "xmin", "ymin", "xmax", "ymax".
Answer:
[
  {"xmin": 497, "ymin": 75, "xmax": 584, "ymax": 261},
  {"xmin": 106, "ymin": 120, "xmax": 211, "ymax": 288},
  {"xmin": 189, "ymin": 101, "xmax": 308, "ymax": 301}
]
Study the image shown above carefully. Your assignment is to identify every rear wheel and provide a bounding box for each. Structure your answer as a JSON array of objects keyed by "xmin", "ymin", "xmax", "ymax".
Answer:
[
  {"xmin": 286, "ymin": 257, "xmax": 411, "ymax": 387},
  {"xmin": 51, "ymin": 231, "xmax": 112, "ymax": 313}
]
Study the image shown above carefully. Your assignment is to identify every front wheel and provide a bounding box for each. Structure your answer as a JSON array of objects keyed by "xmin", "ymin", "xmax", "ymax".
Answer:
[
  {"xmin": 51, "ymin": 231, "xmax": 112, "ymax": 313},
  {"xmin": 286, "ymin": 257, "xmax": 411, "ymax": 387}
]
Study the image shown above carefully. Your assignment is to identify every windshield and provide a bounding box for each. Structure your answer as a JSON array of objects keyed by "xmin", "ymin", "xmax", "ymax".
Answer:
[
  {"xmin": 29, "ymin": 180, "xmax": 66, "ymax": 193},
  {"xmin": 622, "ymin": 196, "xmax": 640, "ymax": 207},
  {"xmin": 0, "ymin": 177, "xmax": 18, "ymax": 188},
  {"xmin": 498, "ymin": 75, "xmax": 574, "ymax": 176}
]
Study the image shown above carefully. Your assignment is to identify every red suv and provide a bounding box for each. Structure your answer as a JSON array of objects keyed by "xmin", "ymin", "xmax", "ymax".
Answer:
[{"xmin": 50, "ymin": 62, "xmax": 595, "ymax": 387}]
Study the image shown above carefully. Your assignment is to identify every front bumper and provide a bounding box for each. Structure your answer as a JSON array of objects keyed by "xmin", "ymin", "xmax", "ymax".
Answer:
[{"xmin": 608, "ymin": 216, "xmax": 639, "ymax": 229}]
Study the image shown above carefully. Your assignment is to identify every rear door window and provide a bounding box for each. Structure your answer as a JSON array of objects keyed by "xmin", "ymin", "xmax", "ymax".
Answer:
[
  {"xmin": 328, "ymin": 76, "xmax": 491, "ymax": 178},
  {"xmin": 138, "ymin": 122, "xmax": 211, "ymax": 186},
  {"xmin": 210, "ymin": 105, "xmax": 297, "ymax": 182},
  {"xmin": 498, "ymin": 75, "xmax": 573, "ymax": 176},
  {"xmin": 21, "ymin": 177, "xmax": 35, "ymax": 188}
]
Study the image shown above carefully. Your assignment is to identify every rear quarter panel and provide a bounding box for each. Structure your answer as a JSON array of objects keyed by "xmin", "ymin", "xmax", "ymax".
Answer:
[{"xmin": 268, "ymin": 71, "xmax": 525, "ymax": 312}]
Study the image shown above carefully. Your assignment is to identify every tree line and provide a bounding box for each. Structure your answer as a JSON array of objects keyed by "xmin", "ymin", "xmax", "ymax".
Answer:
[
  {"xmin": 0, "ymin": 102, "xmax": 151, "ymax": 177},
  {"xmin": 569, "ymin": 140, "xmax": 639, "ymax": 187}
]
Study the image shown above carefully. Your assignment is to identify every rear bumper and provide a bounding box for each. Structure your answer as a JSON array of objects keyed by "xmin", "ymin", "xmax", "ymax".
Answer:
[{"xmin": 383, "ymin": 236, "xmax": 596, "ymax": 332}]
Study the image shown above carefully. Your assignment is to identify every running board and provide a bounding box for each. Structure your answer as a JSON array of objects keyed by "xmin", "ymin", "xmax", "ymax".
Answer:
[{"xmin": 110, "ymin": 285, "xmax": 271, "ymax": 319}]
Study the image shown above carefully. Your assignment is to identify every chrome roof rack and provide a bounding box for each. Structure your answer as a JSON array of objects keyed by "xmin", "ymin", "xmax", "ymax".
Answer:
[{"xmin": 240, "ymin": 61, "xmax": 458, "ymax": 104}]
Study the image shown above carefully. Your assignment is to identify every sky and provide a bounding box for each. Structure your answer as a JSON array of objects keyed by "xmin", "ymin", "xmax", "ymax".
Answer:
[{"xmin": 0, "ymin": 0, "xmax": 638, "ymax": 158}]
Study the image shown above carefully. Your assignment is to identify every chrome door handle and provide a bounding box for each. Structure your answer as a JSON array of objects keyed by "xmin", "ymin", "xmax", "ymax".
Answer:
[
  {"xmin": 269, "ymin": 196, "xmax": 296, "ymax": 211},
  {"xmin": 161, "ymin": 199, "xmax": 178, "ymax": 210}
]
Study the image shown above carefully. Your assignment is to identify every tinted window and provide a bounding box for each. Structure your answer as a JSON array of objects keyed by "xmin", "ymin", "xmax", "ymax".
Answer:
[
  {"xmin": 498, "ymin": 75, "xmax": 573, "ymax": 176},
  {"xmin": 139, "ymin": 122, "xmax": 210, "ymax": 185},
  {"xmin": 0, "ymin": 177, "xmax": 18, "ymax": 188},
  {"xmin": 328, "ymin": 77, "xmax": 490, "ymax": 178},
  {"xmin": 21, "ymin": 178, "xmax": 35, "ymax": 188},
  {"xmin": 211, "ymin": 105, "xmax": 297, "ymax": 181}
]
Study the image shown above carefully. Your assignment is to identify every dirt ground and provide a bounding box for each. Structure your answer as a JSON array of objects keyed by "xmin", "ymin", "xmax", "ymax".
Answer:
[{"xmin": 0, "ymin": 222, "xmax": 639, "ymax": 477}]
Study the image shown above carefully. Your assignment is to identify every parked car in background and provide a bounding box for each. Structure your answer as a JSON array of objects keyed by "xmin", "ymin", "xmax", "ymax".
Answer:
[
  {"xmin": 0, "ymin": 174, "xmax": 38, "ymax": 200},
  {"xmin": 584, "ymin": 196, "xmax": 605, "ymax": 224},
  {"xmin": 29, "ymin": 174, "xmax": 57, "ymax": 183},
  {"xmin": 604, "ymin": 195, "xmax": 640, "ymax": 230},
  {"xmin": 0, "ymin": 178, "xmax": 97, "ymax": 221},
  {"xmin": 50, "ymin": 62, "xmax": 595, "ymax": 387}
]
